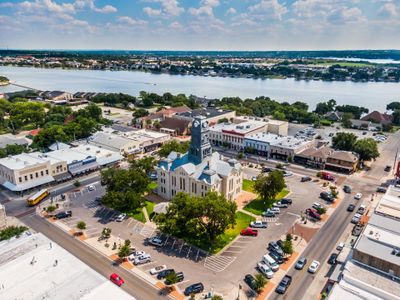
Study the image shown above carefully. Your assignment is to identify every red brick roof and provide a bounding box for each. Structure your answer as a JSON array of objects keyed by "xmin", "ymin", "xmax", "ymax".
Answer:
[{"xmin": 361, "ymin": 111, "xmax": 393, "ymax": 125}]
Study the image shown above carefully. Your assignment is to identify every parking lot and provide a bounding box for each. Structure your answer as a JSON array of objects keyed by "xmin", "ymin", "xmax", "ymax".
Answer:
[{"xmin": 53, "ymin": 173, "xmax": 339, "ymax": 296}]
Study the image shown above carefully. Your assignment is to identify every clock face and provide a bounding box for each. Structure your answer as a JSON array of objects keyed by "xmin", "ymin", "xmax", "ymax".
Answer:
[
  {"xmin": 193, "ymin": 120, "xmax": 200, "ymax": 127},
  {"xmin": 202, "ymin": 121, "xmax": 208, "ymax": 128}
]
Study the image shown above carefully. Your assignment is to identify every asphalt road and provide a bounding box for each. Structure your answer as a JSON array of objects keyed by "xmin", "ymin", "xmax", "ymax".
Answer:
[{"xmin": 20, "ymin": 213, "xmax": 169, "ymax": 300}]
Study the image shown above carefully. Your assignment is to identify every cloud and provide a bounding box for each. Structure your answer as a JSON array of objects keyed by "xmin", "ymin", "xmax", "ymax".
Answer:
[
  {"xmin": 143, "ymin": 0, "xmax": 184, "ymax": 17},
  {"xmin": 0, "ymin": 2, "xmax": 14, "ymax": 8},
  {"xmin": 226, "ymin": 7, "xmax": 237, "ymax": 15},
  {"xmin": 378, "ymin": 2, "xmax": 398, "ymax": 18},
  {"xmin": 248, "ymin": 0, "xmax": 288, "ymax": 20},
  {"xmin": 74, "ymin": 0, "xmax": 117, "ymax": 14},
  {"xmin": 188, "ymin": 0, "xmax": 220, "ymax": 17},
  {"xmin": 143, "ymin": 7, "xmax": 162, "ymax": 17},
  {"xmin": 327, "ymin": 7, "xmax": 365, "ymax": 24},
  {"xmin": 117, "ymin": 16, "xmax": 148, "ymax": 26},
  {"xmin": 169, "ymin": 21, "xmax": 183, "ymax": 30},
  {"xmin": 18, "ymin": 0, "xmax": 76, "ymax": 14}
]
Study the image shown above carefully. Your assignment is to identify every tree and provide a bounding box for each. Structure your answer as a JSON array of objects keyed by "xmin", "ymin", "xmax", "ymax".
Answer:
[
  {"xmin": 353, "ymin": 138, "xmax": 379, "ymax": 161},
  {"xmin": 118, "ymin": 244, "xmax": 130, "ymax": 261},
  {"xmin": 133, "ymin": 108, "xmax": 149, "ymax": 118},
  {"xmin": 254, "ymin": 170, "xmax": 286, "ymax": 202},
  {"xmin": 314, "ymin": 102, "xmax": 330, "ymax": 115},
  {"xmin": 101, "ymin": 227, "xmax": 112, "ymax": 239},
  {"xmin": 158, "ymin": 140, "xmax": 190, "ymax": 157},
  {"xmin": 387, "ymin": 102, "xmax": 400, "ymax": 111},
  {"xmin": 211, "ymin": 296, "xmax": 223, "ymax": 300},
  {"xmin": 129, "ymin": 156, "xmax": 156, "ymax": 174},
  {"xmin": 165, "ymin": 271, "xmax": 180, "ymax": 285},
  {"xmin": 341, "ymin": 112, "xmax": 353, "ymax": 128},
  {"xmin": 392, "ymin": 109, "xmax": 400, "ymax": 125},
  {"xmin": 335, "ymin": 105, "xmax": 368, "ymax": 119},
  {"xmin": 77, "ymin": 221, "xmax": 86, "ymax": 230},
  {"xmin": 332, "ymin": 132, "xmax": 357, "ymax": 151},
  {"xmin": 254, "ymin": 273, "xmax": 267, "ymax": 293},
  {"xmin": 281, "ymin": 239, "xmax": 293, "ymax": 255},
  {"xmin": 0, "ymin": 225, "xmax": 28, "ymax": 241},
  {"xmin": 316, "ymin": 206, "xmax": 327, "ymax": 215}
]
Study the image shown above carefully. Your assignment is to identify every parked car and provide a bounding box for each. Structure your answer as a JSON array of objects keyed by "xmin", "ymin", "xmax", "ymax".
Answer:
[
  {"xmin": 295, "ymin": 257, "xmax": 307, "ymax": 270},
  {"xmin": 352, "ymin": 224, "xmax": 364, "ymax": 236},
  {"xmin": 351, "ymin": 213, "xmax": 362, "ymax": 224},
  {"xmin": 87, "ymin": 185, "xmax": 95, "ymax": 191},
  {"xmin": 150, "ymin": 265, "xmax": 167, "ymax": 275},
  {"xmin": 268, "ymin": 241, "xmax": 284, "ymax": 256},
  {"xmin": 320, "ymin": 192, "xmax": 334, "ymax": 202},
  {"xmin": 276, "ymin": 239, "xmax": 284, "ymax": 249},
  {"xmin": 128, "ymin": 250, "xmax": 146, "ymax": 261},
  {"xmin": 157, "ymin": 269, "xmax": 175, "ymax": 280},
  {"xmin": 301, "ymin": 176, "xmax": 312, "ymax": 182},
  {"xmin": 252, "ymin": 176, "xmax": 257, "ymax": 181},
  {"xmin": 269, "ymin": 251, "xmax": 284, "ymax": 264},
  {"xmin": 328, "ymin": 253, "xmax": 338, "ymax": 265},
  {"xmin": 306, "ymin": 208, "xmax": 321, "ymax": 220},
  {"xmin": 354, "ymin": 193, "xmax": 362, "ymax": 200},
  {"xmin": 343, "ymin": 185, "xmax": 352, "ymax": 193},
  {"xmin": 273, "ymin": 201, "xmax": 289, "ymax": 208},
  {"xmin": 262, "ymin": 210, "xmax": 275, "ymax": 217},
  {"xmin": 244, "ymin": 274, "xmax": 258, "ymax": 291},
  {"xmin": 376, "ymin": 187, "xmax": 387, "ymax": 193},
  {"xmin": 94, "ymin": 196, "xmax": 102, "ymax": 203},
  {"xmin": 133, "ymin": 254, "xmax": 151, "ymax": 265},
  {"xmin": 270, "ymin": 207, "xmax": 281, "ymax": 214},
  {"xmin": 385, "ymin": 165, "xmax": 392, "ymax": 172},
  {"xmin": 262, "ymin": 167, "xmax": 273, "ymax": 173},
  {"xmin": 283, "ymin": 171, "xmax": 293, "ymax": 177},
  {"xmin": 262, "ymin": 254, "xmax": 279, "ymax": 271},
  {"xmin": 320, "ymin": 172, "xmax": 335, "ymax": 181},
  {"xmin": 336, "ymin": 242, "xmax": 345, "ymax": 251},
  {"xmin": 357, "ymin": 204, "xmax": 366, "ymax": 215},
  {"xmin": 184, "ymin": 283, "xmax": 204, "ymax": 296},
  {"xmin": 110, "ymin": 273, "xmax": 124, "ymax": 286},
  {"xmin": 308, "ymin": 260, "xmax": 320, "ymax": 273},
  {"xmin": 115, "ymin": 213, "xmax": 127, "ymax": 222},
  {"xmin": 250, "ymin": 221, "xmax": 267, "ymax": 228},
  {"xmin": 280, "ymin": 198, "xmax": 293, "ymax": 205},
  {"xmin": 55, "ymin": 211, "xmax": 72, "ymax": 219},
  {"xmin": 312, "ymin": 202, "xmax": 323, "ymax": 210},
  {"xmin": 257, "ymin": 261, "xmax": 274, "ymax": 279},
  {"xmin": 165, "ymin": 271, "xmax": 184, "ymax": 284},
  {"xmin": 149, "ymin": 236, "xmax": 164, "ymax": 247},
  {"xmin": 240, "ymin": 228, "xmax": 258, "ymax": 237},
  {"xmin": 275, "ymin": 275, "xmax": 292, "ymax": 294},
  {"xmin": 347, "ymin": 204, "xmax": 356, "ymax": 212}
]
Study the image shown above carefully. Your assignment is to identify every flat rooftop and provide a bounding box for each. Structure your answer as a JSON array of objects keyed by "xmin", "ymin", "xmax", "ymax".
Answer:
[
  {"xmin": 0, "ymin": 153, "xmax": 48, "ymax": 170},
  {"xmin": 211, "ymin": 120, "xmax": 267, "ymax": 135},
  {"xmin": 375, "ymin": 185, "xmax": 400, "ymax": 219},
  {"xmin": 176, "ymin": 107, "xmax": 233, "ymax": 119},
  {"xmin": 46, "ymin": 148, "xmax": 93, "ymax": 165},
  {"xmin": 0, "ymin": 232, "xmax": 134, "ymax": 300},
  {"xmin": 245, "ymin": 132, "xmax": 283, "ymax": 143},
  {"xmin": 270, "ymin": 136, "xmax": 312, "ymax": 149}
]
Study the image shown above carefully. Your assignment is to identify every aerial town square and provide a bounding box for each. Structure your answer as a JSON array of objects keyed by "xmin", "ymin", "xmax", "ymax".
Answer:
[{"xmin": 1, "ymin": 1, "xmax": 400, "ymax": 300}]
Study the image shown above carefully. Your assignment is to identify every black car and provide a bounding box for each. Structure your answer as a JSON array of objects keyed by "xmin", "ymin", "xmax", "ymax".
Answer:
[
  {"xmin": 94, "ymin": 196, "xmax": 102, "ymax": 203},
  {"xmin": 347, "ymin": 204, "xmax": 356, "ymax": 212},
  {"xmin": 343, "ymin": 185, "xmax": 352, "ymax": 193},
  {"xmin": 244, "ymin": 274, "xmax": 257, "ymax": 290},
  {"xmin": 376, "ymin": 187, "xmax": 387, "ymax": 193},
  {"xmin": 184, "ymin": 283, "xmax": 204, "ymax": 296},
  {"xmin": 262, "ymin": 167, "xmax": 273, "ymax": 173},
  {"xmin": 352, "ymin": 224, "xmax": 363, "ymax": 236},
  {"xmin": 268, "ymin": 241, "xmax": 284, "ymax": 256},
  {"xmin": 301, "ymin": 176, "xmax": 312, "ymax": 182},
  {"xmin": 385, "ymin": 165, "xmax": 392, "ymax": 172},
  {"xmin": 275, "ymin": 275, "xmax": 292, "ymax": 294},
  {"xmin": 165, "ymin": 272, "xmax": 184, "ymax": 284},
  {"xmin": 320, "ymin": 192, "xmax": 334, "ymax": 202},
  {"xmin": 55, "ymin": 211, "xmax": 72, "ymax": 219},
  {"xmin": 280, "ymin": 198, "xmax": 292, "ymax": 205},
  {"xmin": 328, "ymin": 253, "xmax": 338, "ymax": 265},
  {"xmin": 276, "ymin": 240, "xmax": 284, "ymax": 248},
  {"xmin": 269, "ymin": 251, "xmax": 284, "ymax": 264},
  {"xmin": 157, "ymin": 269, "xmax": 175, "ymax": 280}
]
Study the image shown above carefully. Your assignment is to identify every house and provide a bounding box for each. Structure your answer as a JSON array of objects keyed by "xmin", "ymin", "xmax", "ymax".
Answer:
[
  {"xmin": 40, "ymin": 91, "xmax": 73, "ymax": 101},
  {"xmin": 0, "ymin": 134, "xmax": 30, "ymax": 149},
  {"xmin": 156, "ymin": 116, "xmax": 243, "ymax": 201},
  {"xmin": 325, "ymin": 151, "xmax": 359, "ymax": 174},
  {"xmin": 324, "ymin": 111, "xmax": 344, "ymax": 122},
  {"xmin": 361, "ymin": 111, "xmax": 393, "ymax": 126},
  {"xmin": 136, "ymin": 105, "xmax": 191, "ymax": 128},
  {"xmin": 349, "ymin": 119, "xmax": 371, "ymax": 130},
  {"xmin": 174, "ymin": 107, "xmax": 236, "ymax": 126},
  {"xmin": 159, "ymin": 117, "xmax": 192, "ymax": 136}
]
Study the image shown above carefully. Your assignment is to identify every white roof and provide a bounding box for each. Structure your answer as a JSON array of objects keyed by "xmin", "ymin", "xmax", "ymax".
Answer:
[
  {"xmin": 0, "ymin": 153, "xmax": 48, "ymax": 170},
  {"xmin": 210, "ymin": 120, "xmax": 267, "ymax": 135},
  {"xmin": 46, "ymin": 148, "xmax": 92, "ymax": 165},
  {"xmin": 245, "ymin": 132, "xmax": 283, "ymax": 144},
  {"xmin": 74, "ymin": 144, "xmax": 123, "ymax": 166},
  {"xmin": 28, "ymin": 151, "xmax": 65, "ymax": 165},
  {"xmin": 0, "ymin": 233, "xmax": 134, "ymax": 300},
  {"xmin": 375, "ymin": 185, "xmax": 400, "ymax": 219},
  {"xmin": 270, "ymin": 136, "xmax": 312, "ymax": 149}
]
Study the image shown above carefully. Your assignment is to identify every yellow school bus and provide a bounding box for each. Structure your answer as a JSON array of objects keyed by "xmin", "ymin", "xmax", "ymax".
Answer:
[{"xmin": 27, "ymin": 189, "xmax": 50, "ymax": 206}]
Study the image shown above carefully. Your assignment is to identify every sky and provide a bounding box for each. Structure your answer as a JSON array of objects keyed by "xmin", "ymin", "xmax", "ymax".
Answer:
[{"xmin": 0, "ymin": 0, "xmax": 399, "ymax": 50}]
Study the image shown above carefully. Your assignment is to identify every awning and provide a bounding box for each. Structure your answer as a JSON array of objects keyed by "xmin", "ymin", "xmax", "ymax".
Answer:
[
  {"xmin": 2, "ymin": 175, "xmax": 55, "ymax": 192},
  {"xmin": 329, "ymin": 264, "xmax": 343, "ymax": 282},
  {"xmin": 69, "ymin": 161, "xmax": 100, "ymax": 176},
  {"xmin": 53, "ymin": 172, "xmax": 72, "ymax": 182},
  {"xmin": 325, "ymin": 162, "xmax": 353, "ymax": 170}
]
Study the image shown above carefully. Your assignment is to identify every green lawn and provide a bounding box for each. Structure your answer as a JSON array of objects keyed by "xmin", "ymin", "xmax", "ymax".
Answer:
[
  {"xmin": 128, "ymin": 200, "xmax": 155, "ymax": 223},
  {"xmin": 242, "ymin": 179, "xmax": 255, "ymax": 192},
  {"xmin": 148, "ymin": 182, "xmax": 158, "ymax": 190},
  {"xmin": 190, "ymin": 211, "xmax": 255, "ymax": 254},
  {"xmin": 243, "ymin": 188, "xmax": 290, "ymax": 215}
]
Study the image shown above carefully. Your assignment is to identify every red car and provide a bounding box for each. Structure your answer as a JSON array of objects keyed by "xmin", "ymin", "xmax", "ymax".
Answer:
[
  {"xmin": 320, "ymin": 172, "xmax": 335, "ymax": 181},
  {"xmin": 110, "ymin": 273, "xmax": 125, "ymax": 286},
  {"xmin": 240, "ymin": 228, "xmax": 258, "ymax": 237}
]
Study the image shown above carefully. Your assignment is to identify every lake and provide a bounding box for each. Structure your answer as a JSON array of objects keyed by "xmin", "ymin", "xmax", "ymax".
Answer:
[{"xmin": 0, "ymin": 66, "xmax": 399, "ymax": 111}]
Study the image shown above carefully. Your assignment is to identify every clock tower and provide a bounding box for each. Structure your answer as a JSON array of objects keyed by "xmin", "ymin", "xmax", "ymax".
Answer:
[{"xmin": 188, "ymin": 116, "xmax": 212, "ymax": 165}]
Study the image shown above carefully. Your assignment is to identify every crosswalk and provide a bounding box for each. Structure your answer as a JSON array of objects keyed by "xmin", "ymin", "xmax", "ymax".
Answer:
[{"xmin": 204, "ymin": 255, "xmax": 236, "ymax": 272}]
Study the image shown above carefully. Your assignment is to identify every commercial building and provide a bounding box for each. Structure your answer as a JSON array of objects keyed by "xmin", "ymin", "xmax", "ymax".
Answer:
[
  {"xmin": 0, "ymin": 134, "xmax": 30, "ymax": 148},
  {"xmin": 325, "ymin": 151, "xmax": 359, "ymax": 174},
  {"xmin": 210, "ymin": 119, "xmax": 268, "ymax": 151},
  {"xmin": 89, "ymin": 132, "xmax": 141, "ymax": 156},
  {"xmin": 156, "ymin": 116, "xmax": 243, "ymax": 201},
  {"xmin": 266, "ymin": 119, "xmax": 289, "ymax": 136},
  {"xmin": 0, "ymin": 232, "xmax": 134, "ymax": 300},
  {"xmin": 269, "ymin": 136, "xmax": 315, "ymax": 161},
  {"xmin": 174, "ymin": 107, "xmax": 236, "ymax": 125},
  {"xmin": 244, "ymin": 132, "xmax": 285, "ymax": 157},
  {"xmin": 328, "ymin": 185, "xmax": 400, "ymax": 300}
]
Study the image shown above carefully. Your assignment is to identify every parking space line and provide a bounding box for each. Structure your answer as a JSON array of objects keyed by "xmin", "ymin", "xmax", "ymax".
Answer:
[
  {"xmin": 171, "ymin": 239, "xmax": 176, "ymax": 249},
  {"xmin": 186, "ymin": 246, "xmax": 191, "ymax": 258},
  {"xmin": 179, "ymin": 243, "xmax": 185, "ymax": 254},
  {"xmin": 126, "ymin": 219, "xmax": 134, "ymax": 227}
]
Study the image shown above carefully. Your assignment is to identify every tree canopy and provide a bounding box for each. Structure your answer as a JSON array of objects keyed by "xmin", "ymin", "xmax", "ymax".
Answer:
[
  {"xmin": 354, "ymin": 138, "xmax": 380, "ymax": 161},
  {"xmin": 254, "ymin": 170, "xmax": 286, "ymax": 202},
  {"xmin": 158, "ymin": 140, "xmax": 190, "ymax": 157},
  {"xmin": 332, "ymin": 132, "xmax": 358, "ymax": 151}
]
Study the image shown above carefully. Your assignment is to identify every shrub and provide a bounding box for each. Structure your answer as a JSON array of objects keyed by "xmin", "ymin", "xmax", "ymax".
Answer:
[
  {"xmin": 46, "ymin": 205, "xmax": 56, "ymax": 212},
  {"xmin": 0, "ymin": 226, "xmax": 28, "ymax": 241},
  {"xmin": 73, "ymin": 180, "xmax": 81, "ymax": 187},
  {"xmin": 76, "ymin": 221, "xmax": 86, "ymax": 230}
]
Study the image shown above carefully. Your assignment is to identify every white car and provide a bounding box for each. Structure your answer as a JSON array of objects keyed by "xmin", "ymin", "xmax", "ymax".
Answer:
[
  {"xmin": 87, "ymin": 185, "xmax": 95, "ymax": 191},
  {"xmin": 150, "ymin": 265, "xmax": 167, "ymax": 275},
  {"xmin": 351, "ymin": 213, "xmax": 362, "ymax": 224},
  {"xmin": 133, "ymin": 254, "xmax": 151, "ymax": 265},
  {"xmin": 312, "ymin": 202, "xmax": 323, "ymax": 210},
  {"xmin": 273, "ymin": 201, "xmax": 288, "ymax": 208},
  {"xmin": 257, "ymin": 261, "xmax": 274, "ymax": 279},
  {"xmin": 128, "ymin": 250, "xmax": 146, "ymax": 261},
  {"xmin": 149, "ymin": 236, "xmax": 164, "ymax": 247},
  {"xmin": 250, "ymin": 221, "xmax": 268, "ymax": 228},
  {"xmin": 354, "ymin": 193, "xmax": 362, "ymax": 200},
  {"xmin": 116, "ymin": 213, "xmax": 127, "ymax": 222},
  {"xmin": 270, "ymin": 207, "xmax": 281, "ymax": 214},
  {"xmin": 308, "ymin": 260, "xmax": 320, "ymax": 273},
  {"xmin": 284, "ymin": 171, "xmax": 293, "ymax": 177},
  {"xmin": 337, "ymin": 242, "xmax": 345, "ymax": 251}
]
